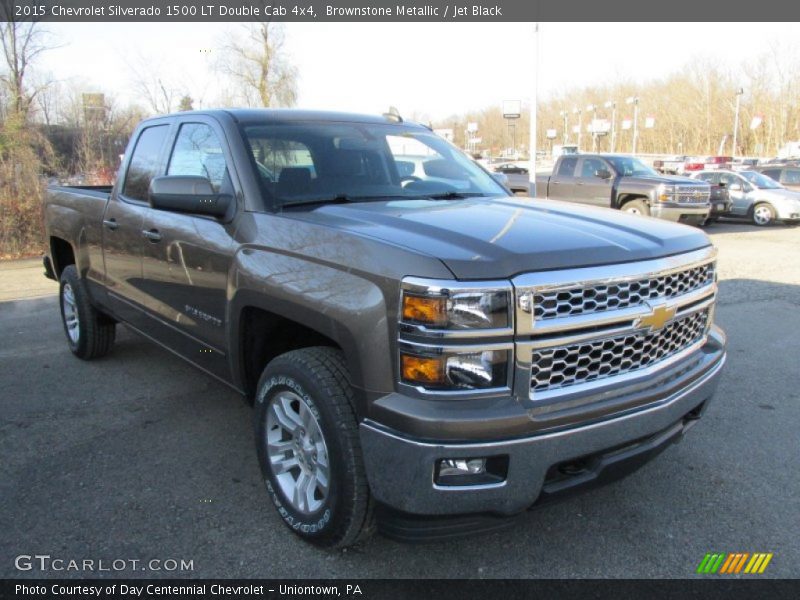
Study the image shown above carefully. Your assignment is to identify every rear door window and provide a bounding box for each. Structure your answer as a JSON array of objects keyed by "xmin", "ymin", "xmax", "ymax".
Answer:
[{"xmin": 122, "ymin": 125, "xmax": 170, "ymax": 202}]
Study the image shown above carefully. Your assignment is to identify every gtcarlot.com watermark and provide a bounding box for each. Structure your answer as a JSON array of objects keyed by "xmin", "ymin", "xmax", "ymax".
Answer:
[{"xmin": 15, "ymin": 554, "xmax": 194, "ymax": 573}]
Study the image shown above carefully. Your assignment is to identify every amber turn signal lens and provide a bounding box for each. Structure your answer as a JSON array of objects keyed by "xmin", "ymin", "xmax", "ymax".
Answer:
[
  {"xmin": 402, "ymin": 294, "xmax": 447, "ymax": 326},
  {"xmin": 401, "ymin": 354, "xmax": 446, "ymax": 386}
]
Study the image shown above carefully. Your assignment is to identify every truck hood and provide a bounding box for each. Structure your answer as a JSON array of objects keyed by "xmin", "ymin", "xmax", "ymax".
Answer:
[
  {"xmin": 284, "ymin": 196, "xmax": 711, "ymax": 280},
  {"xmin": 627, "ymin": 174, "xmax": 703, "ymax": 186}
]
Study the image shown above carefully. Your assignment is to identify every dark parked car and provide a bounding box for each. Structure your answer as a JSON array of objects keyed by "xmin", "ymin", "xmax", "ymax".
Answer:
[
  {"xmin": 493, "ymin": 163, "xmax": 530, "ymax": 194},
  {"xmin": 754, "ymin": 166, "xmax": 800, "ymax": 192},
  {"xmin": 42, "ymin": 109, "xmax": 726, "ymax": 548},
  {"xmin": 494, "ymin": 162, "xmax": 528, "ymax": 174}
]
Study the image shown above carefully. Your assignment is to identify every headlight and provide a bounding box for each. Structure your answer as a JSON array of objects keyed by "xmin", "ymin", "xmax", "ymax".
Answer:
[
  {"xmin": 398, "ymin": 278, "xmax": 513, "ymax": 393},
  {"xmin": 400, "ymin": 279, "xmax": 512, "ymax": 331},
  {"xmin": 657, "ymin": 184, "xmax": 678, "ymax": 202},
  {"xmin": 399, "ymin": 345, "xmax": 510, "ymax": 390}
]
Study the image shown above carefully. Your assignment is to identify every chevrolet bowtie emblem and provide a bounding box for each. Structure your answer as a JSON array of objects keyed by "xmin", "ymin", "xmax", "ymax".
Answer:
[{"xmin": 636, "ymin": 303, "xmax": 677, "ymax": 332}]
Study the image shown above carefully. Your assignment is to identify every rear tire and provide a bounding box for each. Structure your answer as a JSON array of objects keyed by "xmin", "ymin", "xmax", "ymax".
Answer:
[
  {"xmin": 621, "ymin": 199, "xmax": 650, "ymax": 216},
  {"xmin": 752, "ymin": 202, "xmax": 776, "ymax": 226},
  {"xmin": 253, "ymin": 347, "xmax": 375, "ymax": 548},
  {"xmin": 59, "ymin": 265, "xmax": 116, "ymax": 359}
]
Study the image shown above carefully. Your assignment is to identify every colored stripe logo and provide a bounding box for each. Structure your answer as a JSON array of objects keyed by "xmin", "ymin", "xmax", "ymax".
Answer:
[{"xmin": 696, "ymin": 552, "xmax": 773, "ymax": 574}]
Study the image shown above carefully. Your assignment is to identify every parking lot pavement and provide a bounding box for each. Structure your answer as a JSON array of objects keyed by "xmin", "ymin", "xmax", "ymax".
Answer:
[{"xmin": 1, "ymin": 221, "xmax": 798, "ymax": 579}]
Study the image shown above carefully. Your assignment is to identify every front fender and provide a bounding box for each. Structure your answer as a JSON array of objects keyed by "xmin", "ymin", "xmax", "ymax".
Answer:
[{"xmin": 226, "ymin": 247, "xmax": 393, "ymax": 402}]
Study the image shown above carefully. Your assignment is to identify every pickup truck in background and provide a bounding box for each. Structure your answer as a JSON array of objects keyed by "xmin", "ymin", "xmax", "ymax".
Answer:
[
  {"xmin": 653, "ymin": 155, "xmax": 688, "ymax": 175},
  {"xmin": 43, "ymin": 110, "xmax": 727, "ymax": 548},
  {"xmin": 536, "ymin": 153, "xmax": 712, "ymax": 225}
]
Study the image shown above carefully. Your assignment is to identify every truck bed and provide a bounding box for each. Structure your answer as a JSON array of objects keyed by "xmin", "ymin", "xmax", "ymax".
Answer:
[{"xmin": 48, "ymin": 184, "xmax": 113, "ymax": 199}]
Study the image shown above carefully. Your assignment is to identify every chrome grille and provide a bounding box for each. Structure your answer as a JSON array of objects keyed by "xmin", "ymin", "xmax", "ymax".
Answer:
[
  {"xmin": 530, "ymin": 309, "xmax": 709, "ymax": 392},
  {"xmin": 674, "ymin": 185, "xmax": 710, "ymax": 204},
  {"xmin": 533, "ymin": 262, "xmax": 714, "ymax": 321}
]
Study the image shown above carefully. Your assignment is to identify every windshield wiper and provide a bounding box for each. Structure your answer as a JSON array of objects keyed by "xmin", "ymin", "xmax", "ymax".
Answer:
[
  {"xmin": 425, "ymin": 191, "xmax": 486, "ymax": 200},
  {"xmin": 280, "ymin": 194, "xmax": 357, "ymax": 209}
]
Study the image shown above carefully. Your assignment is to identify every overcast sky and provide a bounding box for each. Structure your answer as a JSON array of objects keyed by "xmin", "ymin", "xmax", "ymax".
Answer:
[{"xmin": 39, "ymin": 22, "xmax": 799, "ymax": 120}]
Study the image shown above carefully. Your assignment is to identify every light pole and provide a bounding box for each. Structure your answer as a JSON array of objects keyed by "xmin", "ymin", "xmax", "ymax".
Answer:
[
  {"xmin": 586, "ymin": 104, "xmax": 598, "ymax": 152},
  {"xmin": 559, "ymin": 110, "xmax": 569, "ymax": 144},
  {"xmin": 528, "ymin": 22, "xmax": 539, "ymax": 196},
  {"xmin": 573, "ymin": 107, "xmax": 582, "ymax": 151},
  {"xmin": 732, "ymin": 87, "xmax": 744, "ymax": 159},
  {"xmin": 626, "ymin": 96, "xmax": 639, "ymax": 155},
  {"xmin": 604, "ymin": 100, "xmax": 617, "ymax": 153}
]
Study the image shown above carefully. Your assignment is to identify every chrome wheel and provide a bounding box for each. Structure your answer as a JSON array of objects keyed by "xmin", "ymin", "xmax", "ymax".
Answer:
[
  {"xmin": 753, "ymin": 204, "xmax": 773, "ymax": 226},
  {"xmin": 266, "ymin": 390, "xmax": 330, "ymax": 514},
  {"xmin": 62, "ymin": 283, "xmax": 80, "ymax": 344},
  {"xmin": 625, "ymin": 206, "xmax": 642, "ymax": 215}
]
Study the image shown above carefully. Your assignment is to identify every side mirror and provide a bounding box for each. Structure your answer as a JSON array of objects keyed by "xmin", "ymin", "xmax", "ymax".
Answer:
[
  {"xmin": 149, "ymin": 176, "xmax": 231, "ymax": 218},
  {"xmin": 595, "ymin": 169, "xmax": 612, "ymax": 180},
  {"xmin": 728, "ymin": 183, "xmax": 742, "ymax": 192}
]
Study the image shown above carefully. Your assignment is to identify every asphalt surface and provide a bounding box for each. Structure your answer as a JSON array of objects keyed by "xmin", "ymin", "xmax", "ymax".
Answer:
[{"xmin": 1, "ymin": 220, "xmax": 799, "ymax": 579}]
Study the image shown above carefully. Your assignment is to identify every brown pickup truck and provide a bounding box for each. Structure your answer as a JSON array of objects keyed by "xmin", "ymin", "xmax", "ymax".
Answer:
[
  {"xmin": 536, "ymin": 153, "xmax": 712, "ymax": 225},
  {"xmin": 42, "ymin": 109, "xmax": 727, "ymax": 547}
]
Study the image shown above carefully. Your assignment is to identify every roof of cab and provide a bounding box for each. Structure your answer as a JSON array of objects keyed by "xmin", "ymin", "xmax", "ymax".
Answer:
[{"xmin": 147, "ymin": 108, "xmax": 426, "ymax": 128}]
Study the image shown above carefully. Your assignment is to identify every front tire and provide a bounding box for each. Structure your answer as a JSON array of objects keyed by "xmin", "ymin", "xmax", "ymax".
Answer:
[
  {"xmin": 752, "ymin": 202, "xmax": 776, "ymax": 226},
  {"xmin": 59, "ymin": 265, "xmax": 116, "ymax": 359},
  {"xmin": 621, "ymin": 199, "xmax": 650, "ymax": 216},
  {"xmin": 254, "ymin": 347, "xmax": 374, "ymax": 548}
]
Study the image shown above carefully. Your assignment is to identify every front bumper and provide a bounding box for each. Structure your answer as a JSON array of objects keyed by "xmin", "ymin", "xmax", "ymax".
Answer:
[
  {"xmin": 360, "ymin": 327, "xmax": 726, "ymax": 517},
  {"xmin": 774, "ymin": 202, "xmax": 800, "ymax": 221},
  {"xmin": 650, "ymin": 202, "xmax": 710, "ymax": 223}
]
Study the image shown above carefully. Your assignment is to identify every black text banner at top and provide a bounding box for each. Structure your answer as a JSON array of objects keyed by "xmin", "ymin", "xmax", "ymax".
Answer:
[{"xmin": 2, "ymin": 0, "xmax": 797, "ymax": 22}]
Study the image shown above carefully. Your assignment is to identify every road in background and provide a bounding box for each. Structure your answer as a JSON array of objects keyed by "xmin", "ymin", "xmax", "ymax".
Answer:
[{"xmin": 1, "ymin": 221, "xmax": 798, "ymax": 578}]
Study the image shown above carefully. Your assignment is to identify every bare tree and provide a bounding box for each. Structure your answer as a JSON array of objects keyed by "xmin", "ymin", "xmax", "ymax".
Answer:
[
  {"xmin": 218, "ymin": 23, "xmax": 298, "ymax": 108},
  {"xmin": 125, "ymin": 52, "xmax": 181, "ymax": 114},
  {"xmin": 0, "ymin": 21, "xmax": 56, "ymax": 121}
]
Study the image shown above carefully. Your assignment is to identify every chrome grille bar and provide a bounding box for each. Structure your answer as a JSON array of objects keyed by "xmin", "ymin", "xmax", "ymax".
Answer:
[{"xmin": 512, "ymin": 247, "xmax": 718, "ymax": 405}]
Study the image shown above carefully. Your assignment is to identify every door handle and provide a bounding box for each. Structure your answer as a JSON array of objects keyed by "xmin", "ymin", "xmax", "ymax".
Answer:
[
  {"xmin": 576, "ymin": 181, "xmax": 585, "ymax": 186},
  {"xmin": 142, "ymin": 229, "xmax": 162, "ymax": 242},
  {"xmin": 552, "ymin": 180, "xmax": 561, "ymax": 184},
  {"xmin": 103, "ymin": 218, "xmax": 118, "ymax": 231}
]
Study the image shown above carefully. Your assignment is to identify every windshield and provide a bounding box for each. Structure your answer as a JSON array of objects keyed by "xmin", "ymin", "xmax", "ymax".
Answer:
[
  {"xmin": 604, "ymin": 156, "xmax": 658, "ymax": 177},
  {"xmin": 240, "ymin": 121, "xmax": 508, "ymax": 209},
  {"xmin": 739, "ymin": 170, "xmax": 783, "ymax": 189}
]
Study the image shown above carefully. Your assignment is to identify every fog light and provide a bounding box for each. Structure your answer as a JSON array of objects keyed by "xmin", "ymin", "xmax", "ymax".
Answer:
[
  {"xmin": 439, "ymin": 458, "xmax": 486, "ymax": 477},
  {"xmin": 434, "ymin": 456, "xmax": 509, "ymax": 487}
]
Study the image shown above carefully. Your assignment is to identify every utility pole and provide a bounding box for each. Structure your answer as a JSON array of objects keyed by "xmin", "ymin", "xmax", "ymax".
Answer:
[
  {"xmin": 528, "ymin": 22, "xmax": 539, "ymax": 196},
  {"xmin": 605, "ymin": 100, "xmax": 617, "ymax": 153},
  {"xmin": 732, "ymin": 87, "xmax": 744, "ymax": 159},
  {"xmin": 626, "ymin": 96, "xmax": 639, "ymax": 155},
  {"xmin": 560, "ymin": 110, "xmax": 568, "ymax": 144},
  {"xmin": 586, "ymin": 104, "xmax": 598, "ymax": 152},
  {"xmin": 573, "ymin": 107, "xmax": 582, "ymax": 151}
]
